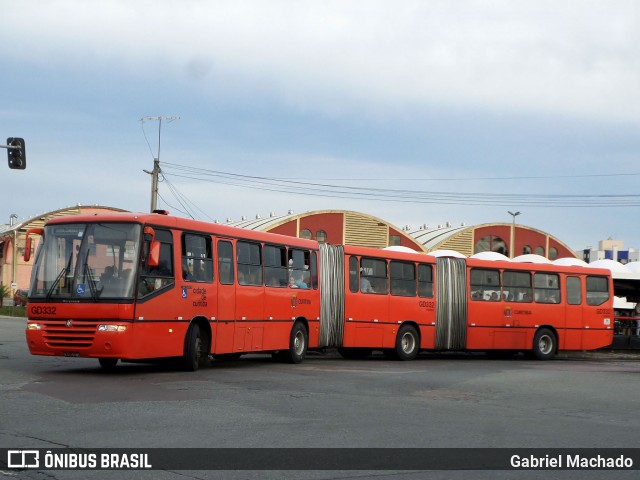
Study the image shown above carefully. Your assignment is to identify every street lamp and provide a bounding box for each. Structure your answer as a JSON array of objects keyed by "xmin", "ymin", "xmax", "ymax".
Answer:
[{"xmin": 508, "ymin": 211, "xmax": 521, "ymax": 259}]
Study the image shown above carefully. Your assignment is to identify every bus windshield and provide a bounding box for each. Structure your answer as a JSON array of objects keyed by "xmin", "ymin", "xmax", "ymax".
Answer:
[{"xmin": 29, "ymin": 223, "xmax": 141, "ymax": 301}]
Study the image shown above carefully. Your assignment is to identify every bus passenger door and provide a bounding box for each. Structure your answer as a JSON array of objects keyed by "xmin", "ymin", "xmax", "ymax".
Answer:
[
  {"xmin": 215, "ymin": 240, "xmax": 236, "ymax": 354},
  {"xmin": 563, "ymin": 276, "xmax": 583, "ymax": 350}
]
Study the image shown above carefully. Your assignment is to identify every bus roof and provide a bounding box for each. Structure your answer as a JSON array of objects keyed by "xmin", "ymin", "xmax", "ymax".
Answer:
[{"xmin": 43, "ymin": 211, "xmax": 320, "ymax": 250}]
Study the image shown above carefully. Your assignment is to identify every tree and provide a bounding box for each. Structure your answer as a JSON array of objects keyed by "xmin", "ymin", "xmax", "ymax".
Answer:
[{"xmin": 0, "ymin": 284, "xmax": 9, "ymax": 306}]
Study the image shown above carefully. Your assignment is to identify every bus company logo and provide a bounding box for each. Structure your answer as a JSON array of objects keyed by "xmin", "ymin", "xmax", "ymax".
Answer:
[
  {"xmin": 503, "ymin": 307, "xmax": 513, "ymax": 318},
  {"xmin": 8, "ymin": 450, "xmax": 40, "ymax": 468},
  {"xmin": 66, "ymin": 319, "xmax": 73, "ymax": 327}
]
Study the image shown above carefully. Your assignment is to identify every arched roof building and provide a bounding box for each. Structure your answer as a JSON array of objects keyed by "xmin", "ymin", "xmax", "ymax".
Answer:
[
  {"xmin": 405, "ymin": 222, "xmax": 577, "ymax": 259},
  {"xmin": 229, "ymin": 210, "xmax": 578, "ymax": 260},
  {"xmin": 229, "ymin": 210, "xmax": 426, "ymax": 252}
]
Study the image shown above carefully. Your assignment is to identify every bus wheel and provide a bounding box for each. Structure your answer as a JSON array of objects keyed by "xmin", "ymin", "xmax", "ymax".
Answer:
[
  {"xmin": 338, "ymin": 347, "xmax": 371, "ymax": 360},
  {"xmin": 532, "ymin": 328, "xmax": 556, "ymax": 360},
  {"xmin": 98, "ymin": 358, "xmax": 118, "ymax": 369},
  {"xmin": 282, "ymin": 322, "xmax": 308, "ymax": 364},
  {"xmin": 396, "ymin": 324, "xmax": 419, "ymax": 361},
  {"xmin": 184, "ymin": 323, "xmax": 208, "ymax": 371}
]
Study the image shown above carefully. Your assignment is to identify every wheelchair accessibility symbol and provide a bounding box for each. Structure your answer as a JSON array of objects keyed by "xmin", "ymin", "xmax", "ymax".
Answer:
[{"xmin": 182, "ymin": 287, "xmax": 188, "ymax": 299}]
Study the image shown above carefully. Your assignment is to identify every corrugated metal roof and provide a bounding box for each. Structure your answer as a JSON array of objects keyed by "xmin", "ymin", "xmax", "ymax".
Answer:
[
  {"xmin": 406, "ymin": 225, "xmax": 469, "ymax": 250},
  {"xmin": 227, "ymin": 212, "xmax": 295, "ymax": 231}
]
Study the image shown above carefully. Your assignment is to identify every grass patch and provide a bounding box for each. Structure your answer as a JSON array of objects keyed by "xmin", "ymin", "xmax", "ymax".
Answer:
[{"xmin": 0, "ymin": 306, "xmax": 27, "ymax": 318}]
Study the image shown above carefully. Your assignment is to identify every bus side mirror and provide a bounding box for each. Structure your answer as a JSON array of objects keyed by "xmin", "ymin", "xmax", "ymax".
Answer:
[
  {"xmin": 24, "ymin": 228, "xmax": 44, "ymax": 262},
  {"xmin": 148, "ymin": 241, "xmax": 160, "ymax": 268},
  {"xmin": 143, "ymin": 226, "xmax": 160, "ymax": 267}
]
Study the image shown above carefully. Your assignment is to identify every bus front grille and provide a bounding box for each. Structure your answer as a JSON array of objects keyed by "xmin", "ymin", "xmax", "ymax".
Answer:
[{"xmin": 42, "ymin": 321, "xmax": 99, "ymax": 348}]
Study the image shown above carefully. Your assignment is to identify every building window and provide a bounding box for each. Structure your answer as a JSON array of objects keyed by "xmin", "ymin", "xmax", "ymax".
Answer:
[
  {"xmin": 389, "ymin": 235, "xmax": 401, "ymax": 246},
  {"xmin": 549, "ymin": 247, "xmax": 558, "ymax": 260},
  {"xmin": 315, "ymin": 230, "xmax": 327, "ymax": 243},
  {"xmin": 535, "ymin": 246, "xmax": 545, "ymax": 256},
  {"xmin": 474, "ymin": 235, "xmax": 509, "ymax": 257},
  {"xmin": 300, "ymin": 229, "xmax": 312, "ymax": 240},
  {"xmin": 523, "ymin": 245, "xmax": 532, "ymax": 255}
]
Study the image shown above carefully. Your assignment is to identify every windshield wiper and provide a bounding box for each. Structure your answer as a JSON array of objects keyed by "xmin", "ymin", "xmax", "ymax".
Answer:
[
  {"xmin": 46, "ymin": 267, "xmax": 68, "ymax": 299},
  {"xmin": 83, "ymin": 262, "xmax": 99, "ymax": 300}
]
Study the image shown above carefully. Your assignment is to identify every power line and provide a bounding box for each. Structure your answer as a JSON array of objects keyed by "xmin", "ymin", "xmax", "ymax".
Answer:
[
  {"xmin": 162, "ymin": 161, "xmax": 640, "ymax": 182},
  {"xmin": 159, "ymin": 162, "xmax": 640, "ymax": 208}
]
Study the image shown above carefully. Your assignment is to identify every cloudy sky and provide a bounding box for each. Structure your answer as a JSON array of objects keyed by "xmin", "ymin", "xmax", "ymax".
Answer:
[{"xmin": 1, "ymin": 0, "xmax": 639, "ymax": 251}]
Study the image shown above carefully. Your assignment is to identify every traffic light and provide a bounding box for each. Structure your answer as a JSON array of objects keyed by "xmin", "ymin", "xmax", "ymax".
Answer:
[{"xmin": 7, "ymin": 137, "xmax": 26, "ymax": 169}]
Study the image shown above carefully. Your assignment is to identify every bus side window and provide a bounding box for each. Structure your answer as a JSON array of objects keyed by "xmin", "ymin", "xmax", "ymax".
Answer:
[
  {"xmin": 310, "ymin": 251, "xmax": 318, "ymax": 290},
  {"xmin": 503, "ymin": 271, "xmax": 532, "ymax": 303},
  {"xmin": 138, "ymin": 229, "xmax": 174, "ymax": 298},
  {"xmin": 218, "ymin": 240, "xmax": 234, "ymax": 285},
  {"xmin": 182, "ymin": 233, "xmax": 213, "ymax": 283},
  {"xmin": 264, "ymin": 245, "xmax": 287, "ymax": 287},
  {"xmin": 418, "ymin": 264, "xmax": 433, "ymax": 298},
  {"xmin": 470, "ymin": 268, "xmax": 501, "ymax": 301},
  {"xmin": 390, "ymin": 261, "xmax": 416, "ymax": 297},
  {"xmin": 237, "ymin": 241, "xmax": 262, "ymax": 286},
  {"xmin": 349, "ymin": 256, "xmax": 359, "ymax": 293},
  {"xmin": 288, "ymin": 249, "xmax": 310, "ymax": 289},
  {"xmin": 534, "ymin": 273, "xmax": 560, "ymax": 304},
  {"xmin": 586, "ymin": 275, "xmax": 609, "ymax": 306},
  {"xmin": 567, "ymin": 276, "xmax": 581, "ymax": 305},
  {"xmin": 361, "ymin": 257, "xmax": 388, "ymax": 295}
]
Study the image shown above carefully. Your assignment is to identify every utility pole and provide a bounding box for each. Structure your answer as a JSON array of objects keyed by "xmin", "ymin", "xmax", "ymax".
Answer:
[{"xmin": 141, "ymin": 116, "xmax": 180, "ymax": 212}]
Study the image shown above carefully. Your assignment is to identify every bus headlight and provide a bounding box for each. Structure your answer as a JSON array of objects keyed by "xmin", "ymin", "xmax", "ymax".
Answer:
[
  {"xmin": 27, "ymin": 323, "xmax": 41, "ymax": 330},
  {"xmin": 97, "ymin": 325, "xmax": 127, "ymax": 332}
]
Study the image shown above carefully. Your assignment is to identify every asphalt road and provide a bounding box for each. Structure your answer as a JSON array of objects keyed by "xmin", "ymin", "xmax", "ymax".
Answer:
[{"xmin": 1, "ymin": 316, "xmax": 639, "ymax": 480}]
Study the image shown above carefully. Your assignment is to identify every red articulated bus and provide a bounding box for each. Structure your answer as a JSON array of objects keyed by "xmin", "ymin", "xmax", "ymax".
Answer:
[{"xmin": 24, "ymin": 211, "xmax": 614, "ymax": 370}]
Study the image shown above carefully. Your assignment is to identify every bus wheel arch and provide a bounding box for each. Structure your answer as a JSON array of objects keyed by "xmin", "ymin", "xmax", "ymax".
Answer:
[
  {"xmin": 532, "ymin": 326, "xmax": 557, "ymax": 360},
  {"xmin": 183, "ymin": 317, "xmax": 211, "ymax": 371},
  {"xmin": 394, "ymin": 321, "xmax": 420, "ymax": 361}
]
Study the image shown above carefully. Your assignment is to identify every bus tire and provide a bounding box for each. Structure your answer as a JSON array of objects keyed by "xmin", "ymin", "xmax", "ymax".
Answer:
[
  {"xmin": 532, "ymin": 328, "xmax": 556, "ymax": 360},
  {"xmin": 283, "ymin": 322, "xmax": 308, "ymax": 364},
  {"xmin": 98, "ymin": 358, "xmax": 118, "ymax": 369},
  {"xmin": 396, "ymin": 324, "xmax": 419, "ymax": 361},
  {"xmin": 184, "ymin": 323, "xmax": 208, "ymax": 371},
  {"xmin": 338, "ymin": 347, "xmax": 372, "ymax": 359}
]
